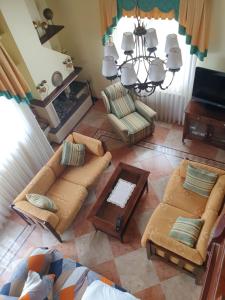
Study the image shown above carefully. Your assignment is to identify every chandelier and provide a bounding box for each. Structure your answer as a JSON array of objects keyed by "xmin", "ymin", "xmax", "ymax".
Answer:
[{"xmin": 102, "ymin": 12, "xmax": 182, "ymax": 96}]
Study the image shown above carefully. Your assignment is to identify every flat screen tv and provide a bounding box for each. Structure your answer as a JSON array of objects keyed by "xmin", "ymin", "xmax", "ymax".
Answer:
[{"xmin": 192, "ymin": 67, "xmax": 225, "ymax": 109}]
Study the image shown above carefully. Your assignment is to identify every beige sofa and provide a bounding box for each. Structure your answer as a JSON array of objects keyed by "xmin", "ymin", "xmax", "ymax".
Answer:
[
  {"xmin": 141, "ymin": 159, "xmax": 225, "ymax": 283},
  {"xmin": 12, "ymin": 132, "xmax": 112, "ymax": 242}
]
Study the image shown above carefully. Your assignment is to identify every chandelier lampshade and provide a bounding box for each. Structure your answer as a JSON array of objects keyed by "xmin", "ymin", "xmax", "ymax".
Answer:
[
  {"xmin": 102, "ymin": 56, "xmax": 117, "ymax": 79},
  {"xmin": 165, "ymin": 34, "xmax": 179, "ymax": 54},
  {"xmin": 145, "ymin": 28, "xmax": 158, "ymax": 50},
  {"xmin": 101, "ymin": 5, "xmax": 182, "ymax": 96},
  {"xmin": 149, "ymin": 58, "xmax": 166, "ymax": 83},
  {"xmin": 121, "ymin": 32, "xmax": 135, "ymax": 53},
  {"xmin": 167, "ymin": 47, "xmax": 183, "ymax": 71},
  {"xmin": 104, "ymin": 42, "xmax": 119, "ymax": 60},
  {"xmin": 121, "ymin": 63, "xmax": 137, "ymax": 87}
]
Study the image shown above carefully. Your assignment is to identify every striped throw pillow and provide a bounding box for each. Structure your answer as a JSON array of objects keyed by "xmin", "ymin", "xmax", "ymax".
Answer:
[
  {"xmin": 183, "ymin": 164, "xmax": 218, "ymax": 197},
  {"xmin": 61, "ymin": 141, "xmax": 85, "ymax": 167},
  {"xmin": 26, "ymin": 194, "xmax": 58, "ymax": 212},
  {"xmin": 169, "ymin": 217, "xmax": 204, "ymax": 248},
  {"xmin": 110, "ymin": 94, "xmax": 135, "ymax": 119}
]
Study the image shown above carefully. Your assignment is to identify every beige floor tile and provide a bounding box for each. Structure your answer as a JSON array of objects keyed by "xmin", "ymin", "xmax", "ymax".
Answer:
[{"xmin": 115, "ymin": 248, "xmax": 159, "ymax": 293}]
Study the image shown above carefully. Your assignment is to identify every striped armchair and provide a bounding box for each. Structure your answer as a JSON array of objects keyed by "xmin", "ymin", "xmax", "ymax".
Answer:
[{"xmin": 102, "ymin": 82, "xmax": 156, "ymax": 145}]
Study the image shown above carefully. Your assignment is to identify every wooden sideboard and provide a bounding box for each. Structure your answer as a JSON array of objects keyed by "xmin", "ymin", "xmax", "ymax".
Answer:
[
  {"xmin": 200, "ymin": 214, "xmax": 225, "ymax": 300},
  {"xmin": 182, "ymin": 100, "xmax": 225, "ymax": 150}
]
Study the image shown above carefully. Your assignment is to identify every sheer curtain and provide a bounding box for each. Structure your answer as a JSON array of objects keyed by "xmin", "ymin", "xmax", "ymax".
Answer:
[
  {"xmin": 0, "ymin": 97, "xmax": 53, "ymax": 229},
  {"xmin": 113, "ymin": 17, "xmax": 197, "ymax": 124}
]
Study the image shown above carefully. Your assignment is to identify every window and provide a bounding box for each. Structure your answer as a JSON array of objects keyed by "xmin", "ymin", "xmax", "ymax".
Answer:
[
  {"xmin": 112, "ymin": 17, "xmax": 194, "ymax": 94},
  {"xmin": 0, "ymin": 97, "xmax": 28, "ymax": 167}
]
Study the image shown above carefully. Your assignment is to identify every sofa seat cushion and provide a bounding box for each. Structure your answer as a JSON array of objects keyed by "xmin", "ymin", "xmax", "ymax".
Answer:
[
  {"xmin": 61, "ymin": 152, "xmax": 112, "ymax": 189},
  {"xmin": 141, "ymin": 203, "xmax": 204, "ymax": 265},
  {"xmin": 163, "ymin": 168, "xmax": 207, "ymax": 216},
  {"xmin": 120, "ymin": 112, "xmax": 150, "ymax": 134},
  {"xmin": 46, "ymin": 179, "xmax": 88, "ymax": 234}
]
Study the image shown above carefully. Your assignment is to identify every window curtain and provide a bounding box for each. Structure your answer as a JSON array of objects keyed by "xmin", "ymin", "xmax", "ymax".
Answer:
[
  {"xmin": 100, "ymin": 0, "xmax": 211, "ymax": 61},
  {"xmin": 0, "ymin": 45, "xmax": 53, "ymax": 229},
  {"xmin": 0, "ymin": 98, "xmax": 53, "ymax": 229},
  {"xmin": 0, "ymin": 44, "xmax": 32, "ymax": 103},
  {"xmin": 178, "ymin": 0, "xmax": 212, "ymax": 61}
]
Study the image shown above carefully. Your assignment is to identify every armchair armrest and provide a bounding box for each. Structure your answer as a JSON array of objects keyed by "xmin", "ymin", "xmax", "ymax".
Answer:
[
  {"xmin": 108, "ymin": 114, "xmax": 129, "ymax": 135},
  {"xmin": 135, "ymin": 100, "xmax": 157, "ymax": 122},
  {"xmin": 72, "ymin": 132, "xmax": 104, "ymax": 156},
  {"xmin": 13, "ymin": 201, "xmax": 59, "ymax": 229}
]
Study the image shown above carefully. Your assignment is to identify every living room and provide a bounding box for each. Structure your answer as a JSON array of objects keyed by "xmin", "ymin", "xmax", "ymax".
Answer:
[{"xmin": 0, "ymin": 0, "xmax": 225, "ymax": 299}]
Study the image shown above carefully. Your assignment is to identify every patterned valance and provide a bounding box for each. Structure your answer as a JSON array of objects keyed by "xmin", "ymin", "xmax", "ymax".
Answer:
[
  {"xmin": 0, "ymin": 44, "xmax": 32, "ymax": 104},
  {"xmin": 100, "ymin": 0, "xmax": 211, "ymax": 61}
]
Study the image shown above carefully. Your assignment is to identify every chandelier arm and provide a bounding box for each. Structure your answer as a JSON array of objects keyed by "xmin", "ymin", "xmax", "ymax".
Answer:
[
  {"xmin": 159, "ymin": 71, "xmax": 175, "ymax": 90},
  {"xmin": 117, "ymin": 55, "xmax": 155, "ymax": 70}
]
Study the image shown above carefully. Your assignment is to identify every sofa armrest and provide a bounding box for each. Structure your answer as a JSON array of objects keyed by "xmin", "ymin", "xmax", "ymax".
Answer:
[
  {"xmin": 108, "ymin": 114, "xmax": 129, "ymax": 135},
  {"xmin": 13, "ymin": 201, "xmax": 59, "ymax": 229},
  {"xmin": 135, "ymin": 100, "xmax": 157, "ymax": 122},
  {"xmin": 72, "ymin": 132, "xmax": 104, "ymax": 157}
]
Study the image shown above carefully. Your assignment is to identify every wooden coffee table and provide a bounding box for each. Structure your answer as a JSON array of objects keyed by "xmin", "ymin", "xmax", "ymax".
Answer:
[{"xmin": 88, "ymin": 162, "xmax": 150, "ymax": 241}]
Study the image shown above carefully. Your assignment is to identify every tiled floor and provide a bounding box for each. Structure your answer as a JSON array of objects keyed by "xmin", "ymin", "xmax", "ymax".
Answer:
[{"xmin": 1, "ymin": 100, "xmax": 225, "ymax": 299}]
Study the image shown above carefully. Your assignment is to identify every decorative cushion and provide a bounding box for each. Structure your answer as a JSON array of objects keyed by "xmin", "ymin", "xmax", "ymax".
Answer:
[
  {"xmin": 0, "ymin": 248, "xmax": 53, "ymax": 297},
  {"xmin": 61, "ymin": 141, "xmax": 85, "ymax": 167},
  {"xmin": 110, "ymin": 94, "xmax": 135, "ymax": 119},
  {"xmin": 183, "ymin": 164, "xmax": 218, "ymax": 197},
  {"xmin": 169, "ymin": 217, "xmax": 204, "ymax": 248},
  {"xmin": 19, "ymin": 271, "xmax": 54, "ymax": 300},
  {"xmin": 81, "ymin": 280, "xmax": 138, "ymax": 300},
  {"xmin": 26, "ymin": 194, "xmax": 57, "ymax": 212},
  {"xmin": 103, "ymin": 82, "xmax": 127, "ymax": 101}
]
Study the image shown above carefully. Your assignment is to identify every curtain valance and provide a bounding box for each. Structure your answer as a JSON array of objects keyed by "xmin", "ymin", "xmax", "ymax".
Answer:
[
  {"xmin": 0, "ymin": 44, "xmax": 32, "ymax": 104},
  {"xmin": 100, "ymin": 0, "xmax": 211, "ymax": 61}
]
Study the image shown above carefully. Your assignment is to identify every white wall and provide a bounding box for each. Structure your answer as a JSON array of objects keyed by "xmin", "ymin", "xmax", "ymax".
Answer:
[{"xmin": 0, "ymin": 0, "xmax": 73, "ymax": 100}]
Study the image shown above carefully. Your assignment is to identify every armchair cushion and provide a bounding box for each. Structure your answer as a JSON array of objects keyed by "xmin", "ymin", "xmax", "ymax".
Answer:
[
  {"xmin": 120, "ymin": 112, "xmax": 150, "ymax": 134},
  {"xmin": 110, "ymin": 94, "xmax": 135, "ymax": 119},
  {"xmin": 103, "ymin": 82, "xmax": 127, "ymax": 101},
  {"xmin": 134, "ymin": 100, "xmax": 157, "ymax": 122}
]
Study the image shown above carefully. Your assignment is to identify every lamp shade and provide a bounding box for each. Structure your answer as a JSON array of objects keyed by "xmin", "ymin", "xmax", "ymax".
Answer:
[
  {"xmin": 104, "ymin": 42, "xmax": 119, "ymax": 60},
  {"xmin": 167, "ymin": 47, "xmax": 182, "ymax": 70},
  {"xmin": 121, "ymin": 63, "xmax": 137, "ymax": 86},
  {"xmin": 165, "ymin": 34, "xmax": 179, "ymax": 54},
  {"xmin": 121, "ymin": 32, "xmax": 135, "ymax": 52},
  {"xmin": 102, "ymin": 56, "xmax": 117, "ymax": 78},
  {"xmin": 149, "ymin": 58, "xmax": 166, "ymax": 83},
  {"xmin": 145, "ymin": 28, "xmax": 158, "ymax": 49}
]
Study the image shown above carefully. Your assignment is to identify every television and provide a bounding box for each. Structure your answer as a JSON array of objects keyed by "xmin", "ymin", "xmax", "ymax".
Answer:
[{"xmin": 192, "ymin": 67, "xmax": 225, "ymax": 109}]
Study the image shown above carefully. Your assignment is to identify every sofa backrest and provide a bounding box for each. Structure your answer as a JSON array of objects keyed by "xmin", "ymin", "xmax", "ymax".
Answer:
[
  {"xmin": 179, "ymin": 159, "xmax": 225, "ymax": 179},
  {"xmin": 14, "ymin": 166, "xmax": 56, "ymax": 204}
]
